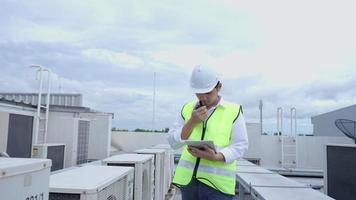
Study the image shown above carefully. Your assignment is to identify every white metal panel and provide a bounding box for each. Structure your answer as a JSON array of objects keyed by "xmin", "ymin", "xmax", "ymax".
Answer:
[
  {"xmin": 0, "ymin": 102, "xmax": 36, "ymax": 116},
  {"xmin": 103, "ymin": 154, "xmax": 154, "ymax": 164},
  {"xmin": 134, "ymin": 148, "xmax": 165, "ymax": 200},
  {"xmin": 0, "ymin": 112, "xmax": 9, "ymax": 152},
  {"xmin": 0, "ymin": 158, "xmax": 51, "ymax": 200},
  {"xmin": 46, "ymin": 112, "xmax": 80, "ymax": 168},
  {"xmin": 151, "ymin": 145, "xmax": 175, "ymax": 194},
  {"xmin": 296, "ymin": 136, "xmax": 354, "ymax": 169},
  {"xmin": 80, "ymin": 113, "xmax": 112, "ymax": 160},
  {"xmin": 50, "ymin": 165, "xmax": 133, "ymax": 194},
  {"xmin": 252, "ymin": 187, "xmax": 334, "ymax": 200},
  {"xmin": 0, "ymin": 158, "xmax": 51, "ymax": 177},
  {"xmin": 244, "ymin": 123, "xmax": 262, "ymax": 159},
  {"xmin": 103, "ymin": 154, "xmax": 154, "ymax": 200}
]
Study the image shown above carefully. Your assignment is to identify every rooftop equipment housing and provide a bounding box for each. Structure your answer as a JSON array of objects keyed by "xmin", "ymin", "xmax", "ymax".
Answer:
[
  {"xmin": 151, "ymin": 144, "xmax": 175, "ymax": 193},
  {"xmin": 0, "ymin": 157, "xmax": 52, "ymax": 200},
  {"xmin": 134, "ymin": 148, "xmax": 166, "ymax": 200},
  {"xmin": 49, "ymin": 165, "xmax": 134, "ymax": 200},
  {"xmin": 31, "ymin": 143, "xmax": 65, "ymax": 171},
  {"xmin": 324, "ymin": 144, "xmax": 356, "ymax": 200},
  {"xmin": 103, "ymin": 154, "xmax": 154, "ymax": 200}
]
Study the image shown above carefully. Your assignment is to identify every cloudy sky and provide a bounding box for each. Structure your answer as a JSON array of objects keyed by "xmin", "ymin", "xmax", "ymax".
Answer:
[{"xmin": 1, "ymin": 0, "xmax": 356, "ymax": 134}]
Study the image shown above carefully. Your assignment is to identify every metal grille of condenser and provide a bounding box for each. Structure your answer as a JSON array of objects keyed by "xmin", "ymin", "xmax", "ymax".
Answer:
[
  {"xmin": 107, "ymin": 163, "xmax": 135, "ymax": 200},
  {"xmin": 335, "ymin": 119, "xmax": 356, "ymax": 143},
  {"xmin": 49, "ymin": 193, "xmax": 80, "ymax": 200},
  {"xmin": 98, "ymin": 176, "xmax": 127, "ymax": 200},
  {"xmin": 77, "ymin": 120, "xmax": 90, "ymax": 164},
  {"xmin": 47, "ymin": 145, "xmax": 65, "ymax": 171},
  {"xmin": 107, "ymin": 195, "xmax": 118, "ymax": 200}
]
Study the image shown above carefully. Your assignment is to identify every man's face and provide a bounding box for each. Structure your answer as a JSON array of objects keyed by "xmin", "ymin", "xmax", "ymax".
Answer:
[{"xmin": 195, "ymin": 88, "xmax": 219, "ymax": 108}]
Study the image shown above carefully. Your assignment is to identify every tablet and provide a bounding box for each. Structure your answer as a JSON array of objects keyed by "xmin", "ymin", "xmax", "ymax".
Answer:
[{"xmin": 183, "ymin": 140, "xmax": 216, "ymax": 152}]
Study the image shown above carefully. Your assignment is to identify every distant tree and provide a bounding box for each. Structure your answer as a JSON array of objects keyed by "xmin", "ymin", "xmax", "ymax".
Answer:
[
  {"xmin": 112, "ymin": 127, "xmax": 129, "ymax": 132},
  {"xmin": 133, "ymin": 128, "xmax": 151, "ymax": 132}
]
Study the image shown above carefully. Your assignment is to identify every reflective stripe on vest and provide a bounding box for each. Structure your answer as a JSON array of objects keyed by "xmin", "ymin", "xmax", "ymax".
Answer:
[
  {"xmin": 173, "ymin": 100, "xmax": 241, "ymax": 195},
  {"xmin": 178, "ymin": 160, "xmax": 236, "ymax": 178}
]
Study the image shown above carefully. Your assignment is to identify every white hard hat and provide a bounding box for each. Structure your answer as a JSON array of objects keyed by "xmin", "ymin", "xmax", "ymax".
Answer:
[{"xmin": 190, "ymin": 65, "xmax": 219, "ymax": 94}]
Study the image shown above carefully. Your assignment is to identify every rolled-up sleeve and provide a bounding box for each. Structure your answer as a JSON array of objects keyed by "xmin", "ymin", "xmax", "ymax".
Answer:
[{"xmin": 219, "ymin": 113, "xmax": 249, "ymax": 164}]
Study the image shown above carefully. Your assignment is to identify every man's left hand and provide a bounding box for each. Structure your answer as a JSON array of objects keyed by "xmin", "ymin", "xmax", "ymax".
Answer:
[{"xmin": 187, "ymin": 145, "xmax": 218, "ymax": 161}]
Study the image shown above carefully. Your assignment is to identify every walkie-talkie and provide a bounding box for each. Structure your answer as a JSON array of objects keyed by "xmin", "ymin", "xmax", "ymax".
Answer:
[{"xmin": 195, "ymin": 101, "xmax": 203, "ymax": 110}]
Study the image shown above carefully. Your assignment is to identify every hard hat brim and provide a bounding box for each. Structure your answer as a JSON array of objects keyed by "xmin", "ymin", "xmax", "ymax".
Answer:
[{"xmin": 190, "ymin": 84, "xmax": 216, "ymax": 94}]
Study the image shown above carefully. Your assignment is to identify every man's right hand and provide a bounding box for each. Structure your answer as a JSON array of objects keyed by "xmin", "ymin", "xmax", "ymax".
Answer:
[
  {"xmin": 181, "ymin": 106, "xmax": 208, "ymax": 140},
  {"xmin": 190, "ymin": 106, "xmax": 208, "ymax": 124}
]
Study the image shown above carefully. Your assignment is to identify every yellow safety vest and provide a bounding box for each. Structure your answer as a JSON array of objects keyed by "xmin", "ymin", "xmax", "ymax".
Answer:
[{"xmin": 173, "ymin": 101, "xmax": 241, "ymax": 195}]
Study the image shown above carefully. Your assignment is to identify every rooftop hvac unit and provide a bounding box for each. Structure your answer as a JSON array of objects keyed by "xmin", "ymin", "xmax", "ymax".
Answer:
[
  {"xmin": 49, "ymin": 165, "xmax": 134, "ymax": 200},
  {"xmin": 46, "ymin": 116, "xmax": 90, "ymax": 168},
  {"xmin": 134, "ymin": 148, "xmax": 166, "ymax": 200},
  {"xmin": 0, "ymin": 157, "xmax": 52, "ymax": 200},
  {"xmin": 151, "ymin": 144, "xmax": 175, "ymax": 193},
  {"xmin": 32, "ymin": 143, "xmax": 65, "ymax": 171},
  {"xmin": 103, "ymin": 154, "xmax": 154, "ymax": 200}
]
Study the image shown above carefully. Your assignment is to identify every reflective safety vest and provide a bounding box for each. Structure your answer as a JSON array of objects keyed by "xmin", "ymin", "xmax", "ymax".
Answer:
[{"xmin": 173, "ymin": 101, "xmax": 241, "ymax": 195}]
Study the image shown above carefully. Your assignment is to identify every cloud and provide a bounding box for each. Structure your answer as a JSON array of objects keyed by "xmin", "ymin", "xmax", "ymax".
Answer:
[
  {"xmin": 0, "ymin": 0, "xmax": 356, "ymax": 133},
  {"xmin": 82, "ymin": 48, "xmax": 144, "ymax": 69}
]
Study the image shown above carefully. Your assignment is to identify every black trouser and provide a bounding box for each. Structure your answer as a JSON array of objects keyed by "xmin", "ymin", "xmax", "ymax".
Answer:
[{"xmin": 180, "ymin": 178, "xmax": 234, "ymax": 200}]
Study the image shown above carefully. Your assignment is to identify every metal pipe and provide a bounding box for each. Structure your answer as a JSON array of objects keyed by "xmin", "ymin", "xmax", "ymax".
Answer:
[
  {"xmin": 30, "ymin": 65, "xmax": 52, "ymax": 144},
  {"xmin": 290, "ymin": 107, "xmax": 297, "ymax": 136},
  {"xmin": 30, "ymin": 65, "xmax": 43, "ymax": 144},
  {"xmin": 259, "ymin": 100, "xmax": 263, "ymax": 135},
  {"xmin": 277, "ymin": 107, "xmax": 283, "ymax": 167},
  {"xmin": 152, "ymin": 71, "xmax": 156, "ymax": 132},
  {"xmin": 277, "ymin": 107, "xmax": 283, "ymax": 135},
  {"xmin": 43, "ymin": 69, "xmax": 51, "ymax": 143}
]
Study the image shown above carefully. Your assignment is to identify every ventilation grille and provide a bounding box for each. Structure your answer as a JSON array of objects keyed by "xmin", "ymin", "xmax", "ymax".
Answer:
[
  {"xmin": 49, "ymin": 193, "xmax": 80, "ymax": 200},
  {"xmin": 98, "ymin": 175, "xmax": 128, "ymax": 200},
  {"xmin": 77, "ymin": 120, "xmax": 90, "ymax": 164}
]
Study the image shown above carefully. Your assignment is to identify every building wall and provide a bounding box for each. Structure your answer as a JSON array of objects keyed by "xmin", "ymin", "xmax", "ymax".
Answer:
[
  {"xmin": 111, "ymin": 124, "xmax": 355, "ymax": 170},
  {"xmin": 0, "ymin": 112, "xmax": 9, "ymax": 152},
  {"xmin": 46, "ymin": 111, "xmax": 80, "ymax": 168},
  {"xmin": 111, "ymin": 131, "xmax": 169, "ymax": 153},
  {"xmin": 249, "ymin": 135, "xmax": 354, "ymax": 169},
  {"xmin": 80, "ymin": 113, "xmax": 112, "ymax": 160},
  {"xmin": 0, "ymin": 93, "xmax": 82, "ymax": 107},
  {"xmin": 312, "ymin": 106, "xmax": 356, "ymax": 137},
  {"xmin": 111, "ymin": 123, "xmax": 261, "ymax": 156},
  {"xmin": 259, "ymin": 135, "xmax": 282, "ymax": 168},
  {"xmin": 296, "ymin": 136, "xmax": 353, "ymax": 169},
  {"xmin": 244, "ymin": 123, "xmax": 262, "ymax": 159}
]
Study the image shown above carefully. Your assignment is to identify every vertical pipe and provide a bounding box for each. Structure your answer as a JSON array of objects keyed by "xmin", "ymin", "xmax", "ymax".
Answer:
[
  {"xmin": 277, "ymin": 107, "xmax": 283, "ymax": 135},
  {"xmin": 259, "ymin": 100, "xmax": 263, "ymax": 135},
  {"xmin": 34, "ymin": 69, "xmax": 43, "ymax": 144},
  {"xmin": 290, "ymin": 107, "xmax": 297, "ymax": 136},
  {"xmin": 152, "ymin": 72, "xmax": 156, "ymax": 132},
  {"xmin": 277, "ymin": 107, "xmax": 283, "ymax": 167},
  {"xmin": 44, "ymin": 69, "xmax": 51, "ymax": 143}
]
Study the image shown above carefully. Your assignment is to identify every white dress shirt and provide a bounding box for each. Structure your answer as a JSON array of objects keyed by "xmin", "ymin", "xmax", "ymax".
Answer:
[{"xmin": 167, "ymin": 98, "xmax": 249, "ymax": 164}]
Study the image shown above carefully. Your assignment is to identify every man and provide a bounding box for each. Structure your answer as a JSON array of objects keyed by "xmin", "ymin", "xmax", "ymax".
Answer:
[{"xmin": 167, "ymin": 65, "xmax": 248, "ymax": 200}]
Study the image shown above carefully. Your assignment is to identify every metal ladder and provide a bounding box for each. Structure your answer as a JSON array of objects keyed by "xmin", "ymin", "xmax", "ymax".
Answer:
[
  {"xmin": 278, "ymin": 107, "xmax": 297, "ymax": 169},
  {"xmin": 32, "ymin": 66, "xmax": 51, "ymax": 144}
]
